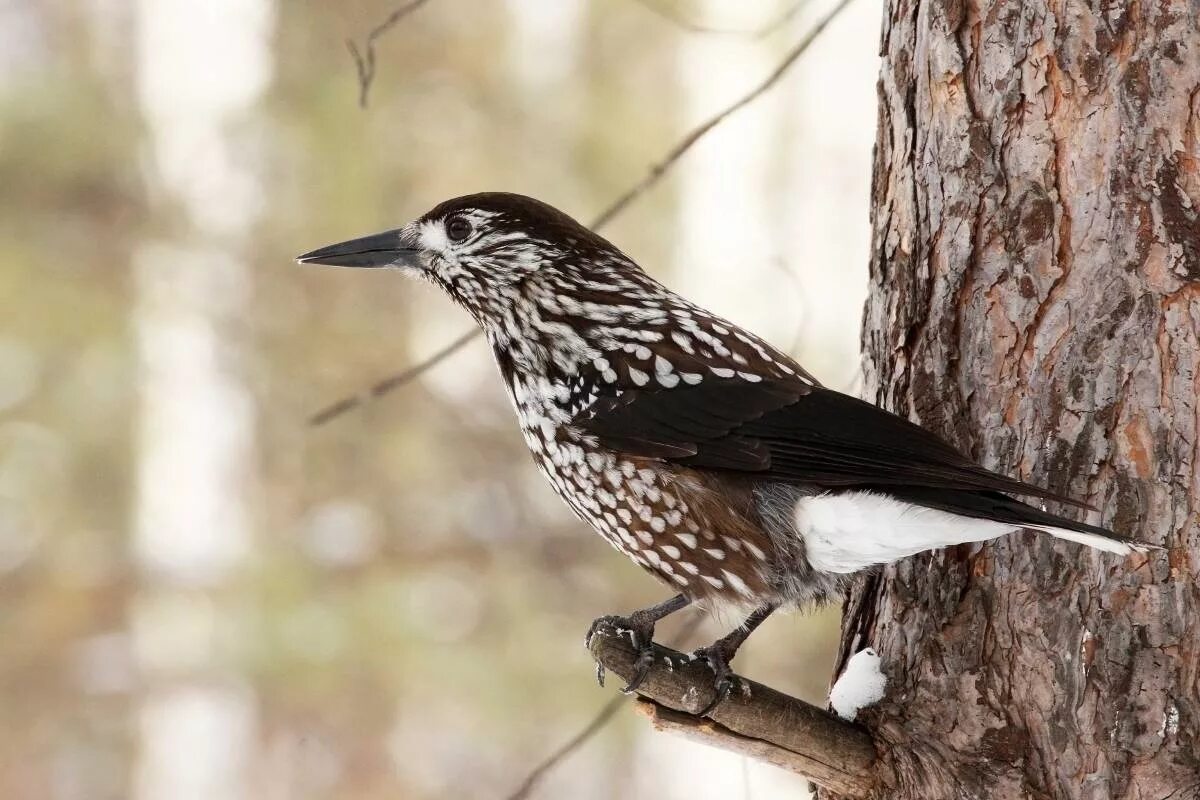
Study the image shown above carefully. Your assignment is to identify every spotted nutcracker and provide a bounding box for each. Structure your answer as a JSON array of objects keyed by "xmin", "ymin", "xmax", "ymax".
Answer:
[{"xmin": 299, "ymin": 193, "xmax": 1147, "ymax": 713}]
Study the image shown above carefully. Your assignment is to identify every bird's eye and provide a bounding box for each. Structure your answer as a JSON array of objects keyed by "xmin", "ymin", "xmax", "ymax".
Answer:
[{"xmin": 446, "ymin": 216, "xmax": 472, "ymax": 242}]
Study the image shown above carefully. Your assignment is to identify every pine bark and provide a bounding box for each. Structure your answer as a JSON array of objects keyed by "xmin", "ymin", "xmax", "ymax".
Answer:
[{"xmin": 835, "ymin": 0, "xmax": 1200, "ymax": 797}]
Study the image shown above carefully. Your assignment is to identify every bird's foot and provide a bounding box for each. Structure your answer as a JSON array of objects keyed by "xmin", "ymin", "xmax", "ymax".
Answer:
[
  {"xmin": 585, "ymin": 613, "xmax": 658, "ymax": 694},
  {"xmin": 690, "ymin": 642, "xmax": 741, "ymax": 717},
  {"xmin": 687, "ymin": 602, "xmax": 773, "ymax": 716},
  {"xmin": 585, "ymin": 594, "xmax": 690, "ymax": 694}
]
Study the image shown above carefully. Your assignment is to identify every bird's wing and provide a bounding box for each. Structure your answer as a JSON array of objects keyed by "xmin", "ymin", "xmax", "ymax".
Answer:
[{"xmin": 571, "ymin": 373, "xmax": 1090, "ymax": 507}]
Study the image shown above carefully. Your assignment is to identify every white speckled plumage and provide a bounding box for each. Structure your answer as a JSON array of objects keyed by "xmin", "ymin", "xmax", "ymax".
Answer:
[{"xmin": 301, "ymin": 192, "xmax": 1145, "ymax": 618}]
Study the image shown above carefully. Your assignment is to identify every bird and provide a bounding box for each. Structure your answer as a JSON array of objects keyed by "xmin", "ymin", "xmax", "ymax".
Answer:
[{"xmin": 298, "ymin": 192, "xmax": 1150, "ymax": 714}]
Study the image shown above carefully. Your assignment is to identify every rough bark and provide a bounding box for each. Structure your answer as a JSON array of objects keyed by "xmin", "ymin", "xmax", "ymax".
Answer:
[{"xmin": 833, "ymin": 0, "xmax": 1200, "ymax": 797}]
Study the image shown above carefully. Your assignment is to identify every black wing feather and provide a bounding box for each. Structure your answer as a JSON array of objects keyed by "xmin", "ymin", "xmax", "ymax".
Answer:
[{"xmin": 573, "ymin": 377, "xmax": 1091, "ymax": 508}]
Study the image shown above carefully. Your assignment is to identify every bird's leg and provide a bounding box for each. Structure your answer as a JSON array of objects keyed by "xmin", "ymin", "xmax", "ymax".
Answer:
[
  {"xmin": 586, "ymin": 593, "xmax": 691, "ymax": 694},
  {"xmin": 692, "ymin": 603, "xmax": 776, "ymax": 717}
]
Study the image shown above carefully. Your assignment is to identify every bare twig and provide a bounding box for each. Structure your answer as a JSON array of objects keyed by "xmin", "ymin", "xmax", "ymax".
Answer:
[
  {"xmin": 503, "ymin": 696, "xmax": 624, "ymax": 800},
  {"xmin": 768, "ymin": 256, "xmax": 809, "ymax": 357},
  {"xmin": 502, "ymin": 612, "xmax": 706, "ymax": 800},
  {"xmin": 591, "ymin": 0, "xmax": 858, "ymax": 229},
  {"xmin": 843, "ymin": 363, "xmax": 865, "ymax": 398},
  {"xmin": 347, "ymin": 0, "xmax": 436, "ymax": 108},
  {"xmin": 587, "ymin": 619, "xmax": 876, "ymax": 795},
  {"xmin": 315, "ymin": 0, "xmax": 856, "ymax": 425},
  {"xmin": 308, "ymin": 328, "xmax": 477, "ymax": 425},
  {"xmin": 631, "ymin": 0, "xmax": 807, "ymax": 38}
]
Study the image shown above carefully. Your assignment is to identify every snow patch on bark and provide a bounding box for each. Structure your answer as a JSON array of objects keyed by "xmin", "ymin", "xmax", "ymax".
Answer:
[{"xmin": 829, "ymin": 648, "xmax": 886, "ymax": 721}]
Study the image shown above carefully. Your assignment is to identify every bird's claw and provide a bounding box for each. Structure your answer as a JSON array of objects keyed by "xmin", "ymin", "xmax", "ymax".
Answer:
[
  {"xmin": 586, "ymin": 613, "xmax": 657, "ymax": 695},
  {"xmin": 622, "ymin": 643, "xmax": 656, "ymax": 694},
  {"xmin": 691, "ymin": 644, "xmax": 738, "ymax": 717}
]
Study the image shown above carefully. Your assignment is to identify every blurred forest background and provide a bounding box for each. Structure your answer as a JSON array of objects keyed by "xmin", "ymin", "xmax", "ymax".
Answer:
[{"xmin": 0, "ymin": 0, "xmax": 880, "ymax": 797}]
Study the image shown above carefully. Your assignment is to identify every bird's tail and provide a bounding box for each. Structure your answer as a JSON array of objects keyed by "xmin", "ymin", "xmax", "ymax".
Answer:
[
  {"xmin": 887, "ymin": 487, "xmax": 1157, "ymax": 555},
  {"xmin": 1026, "ymin": 524, "xmax": 1152, "ymax": 555}
]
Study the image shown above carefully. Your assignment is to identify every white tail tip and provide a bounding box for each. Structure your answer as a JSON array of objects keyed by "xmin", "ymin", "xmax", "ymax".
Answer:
[{"xmin": 1031, "ymin": 525, "xmax": 1154, "ymax": 555}]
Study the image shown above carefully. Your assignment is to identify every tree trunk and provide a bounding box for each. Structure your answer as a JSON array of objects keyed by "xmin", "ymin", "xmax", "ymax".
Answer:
[{"xmin": 835, "ymin": 0, "xmax": 1200, "ymax": 797}]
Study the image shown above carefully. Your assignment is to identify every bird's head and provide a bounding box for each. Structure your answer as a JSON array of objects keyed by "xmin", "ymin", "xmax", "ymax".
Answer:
[
  {"xmin": 299, "ymin": 192, "xmax": 811, "ymax": 385},
  {"xmin": 298, "ymin": 193, "xmax": 646, "ymax": 328}
]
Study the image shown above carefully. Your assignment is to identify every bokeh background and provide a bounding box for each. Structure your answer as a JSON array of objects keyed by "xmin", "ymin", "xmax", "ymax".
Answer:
[{"xmin": 0, "ymin": 0, "xmax": 880, "ymax": 797}]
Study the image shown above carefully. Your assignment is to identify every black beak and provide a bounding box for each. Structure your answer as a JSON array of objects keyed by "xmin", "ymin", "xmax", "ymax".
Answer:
[{"xmin": 296, "ymin": 228, "xmax": 419, "ymax": 269}]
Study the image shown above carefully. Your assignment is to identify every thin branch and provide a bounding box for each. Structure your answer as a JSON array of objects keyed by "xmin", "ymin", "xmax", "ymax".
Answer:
[
  {"xmin": 591, "ymin": 0, "xmax": 858, "ymax": 229},
  {"xmin": 844, "ymin": 363, "xmax": 865, "ymax": 397},
  {"xmin": 631, "ymin": 0, "xmax": 807, "ymax": 38},
  {"xmin": 307, "ymin": 328, "xmax": 477, "ymax": 425},
  {"xmin": 587, "ymin": 619, "xmax": 876, "ymax": 796},
  {"xmin": 503, "ymin": 696, "xmax": 624, "ymax": 800},
  {"xmin": 767, "ymin": 256, "xmax": 809, "ymax": 357},
  {"xmin": 502, "ymin": 612, "xmax": 707, "ymax": 800},
  {"xmin": 347, "ymin": 0, "xmax": 437, "ymax": 108},
  {"xmin": 314, "ymin": 0, "xmax": 856, "ymax": 425}
]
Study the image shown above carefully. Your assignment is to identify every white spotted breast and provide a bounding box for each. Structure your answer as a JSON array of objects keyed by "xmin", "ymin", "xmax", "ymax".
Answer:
[{"xmin": 504, "ymin": 371, "xmax": 776, "ymax": 603}]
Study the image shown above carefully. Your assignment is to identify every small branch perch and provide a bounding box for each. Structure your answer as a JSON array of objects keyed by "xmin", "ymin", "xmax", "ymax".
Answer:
[{"xmin": 587, "ymin": 619, "xmax": 876, "ymax": 797}]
